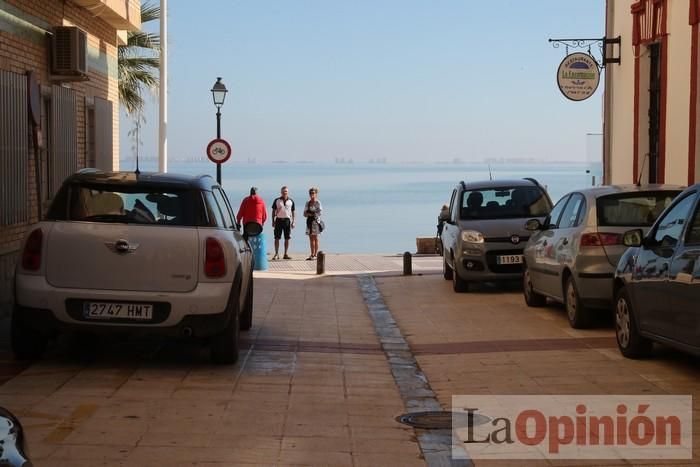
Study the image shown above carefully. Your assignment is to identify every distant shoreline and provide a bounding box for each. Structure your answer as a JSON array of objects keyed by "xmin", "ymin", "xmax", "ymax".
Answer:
[{"xmin": 120, "ymin": 158, "xmax": 602, "ymax": 166}]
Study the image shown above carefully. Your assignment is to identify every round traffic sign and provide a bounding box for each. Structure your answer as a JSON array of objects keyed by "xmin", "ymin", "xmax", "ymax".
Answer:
[{"xmin": 206, "ymin": 139, "xmax": 232, "ymax": 164}]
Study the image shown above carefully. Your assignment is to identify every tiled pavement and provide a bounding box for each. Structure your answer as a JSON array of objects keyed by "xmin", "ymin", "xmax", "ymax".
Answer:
[
  {"xmin": 0, "ymin": 274, "xmax": 423, "ymax": 466},
  {"xmin": 376, "ymin": 275, "xmax": 700, "ymax": 466},
  {"xmin": 1, "ymin": 256, "xmax": 700, "ymax": 466}
]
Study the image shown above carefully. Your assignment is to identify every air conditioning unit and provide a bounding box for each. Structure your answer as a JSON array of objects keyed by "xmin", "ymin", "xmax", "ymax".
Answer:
[{"xmin": 50, "ymin": 26, "xmax": 88, "ymax": 80}]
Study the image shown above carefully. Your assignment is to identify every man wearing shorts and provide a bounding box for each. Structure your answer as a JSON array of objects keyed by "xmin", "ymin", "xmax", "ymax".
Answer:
[{"xmin": 271, "ymin": 186, "xmax": 295, "ymax": 260}]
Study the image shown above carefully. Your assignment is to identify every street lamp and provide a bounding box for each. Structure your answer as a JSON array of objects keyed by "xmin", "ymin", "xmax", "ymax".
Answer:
[{"xmin": 211, "ymin": 77, "xmax": 228, "ymax": 184}]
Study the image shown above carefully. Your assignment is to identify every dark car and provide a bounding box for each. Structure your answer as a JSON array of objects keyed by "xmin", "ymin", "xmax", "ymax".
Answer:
[{"xmin": 613, "ymin": 183, "xmax": 700, "ymax": 358}]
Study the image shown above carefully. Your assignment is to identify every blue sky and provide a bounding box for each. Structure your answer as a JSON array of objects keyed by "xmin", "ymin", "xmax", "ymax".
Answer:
[{"xmin": 121, "ymin": 0, "xmax": 605, "ymax": 164}]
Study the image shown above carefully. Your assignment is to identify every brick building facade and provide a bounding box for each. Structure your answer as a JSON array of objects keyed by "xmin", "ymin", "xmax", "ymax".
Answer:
[{"xmin": 0, "ymin": 0, "xmax": 140, "ymax": 317}]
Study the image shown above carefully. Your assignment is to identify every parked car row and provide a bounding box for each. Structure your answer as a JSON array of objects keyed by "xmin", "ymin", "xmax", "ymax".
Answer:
[
  {"xmin": 440, "ymin": 178, "xmax": 699, "ymax": 360},
  {"xmin": 12, "ymin": 170, "xmax": 255, "ymax": 364}
]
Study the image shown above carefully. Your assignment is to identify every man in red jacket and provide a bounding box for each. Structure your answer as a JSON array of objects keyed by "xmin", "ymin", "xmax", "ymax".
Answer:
[{"xmin": 236, "ymin": 187, "xmax": 267, "ymax": 230}]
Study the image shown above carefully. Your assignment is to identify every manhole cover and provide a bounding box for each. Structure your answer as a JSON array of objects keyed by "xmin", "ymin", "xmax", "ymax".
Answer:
[{"xmin": 395, "ymin": 411, "xmax": 490, "ymax": 430}]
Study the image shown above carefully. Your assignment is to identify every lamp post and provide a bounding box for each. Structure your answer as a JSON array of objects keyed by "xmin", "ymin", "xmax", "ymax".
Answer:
[{"xmin": 211, "ymin": 77, "xmax": 228, "ymax": 184}]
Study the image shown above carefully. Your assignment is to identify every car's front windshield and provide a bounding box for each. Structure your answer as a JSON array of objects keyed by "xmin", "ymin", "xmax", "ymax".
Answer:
[{"xmin": 460, "ymin": 186, "xmax": 551, "ymax": 220}]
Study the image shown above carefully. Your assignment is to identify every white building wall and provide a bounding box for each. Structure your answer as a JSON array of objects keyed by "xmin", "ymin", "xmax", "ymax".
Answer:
[
  {"xmin": 606, "ymin": 0, "xmax": 696, "ymax": 185},
  {"xmin": 666, "ymin": 0, "xmax": 692, "ymax": 184},
  {"xmin": 608, "ymin": 0, "xmax": 636, "ymax": 184}
]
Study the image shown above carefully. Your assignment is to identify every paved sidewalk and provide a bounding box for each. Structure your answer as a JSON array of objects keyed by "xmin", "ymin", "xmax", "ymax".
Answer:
[
  {"xmin": 0, "ymin": 274, "xmax": 424, "ymax": 466},
  {"xmin": 3, "ymin": 258, "xmax": 700, "ymax": 466},
  {"xmin": 375, "ymin": 274, "xmax": 700, "ymax": 466}
]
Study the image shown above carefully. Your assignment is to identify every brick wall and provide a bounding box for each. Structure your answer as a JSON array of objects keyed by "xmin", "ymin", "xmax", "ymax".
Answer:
[{"xmin": 0, "ymin": 0, "xmax": 122, "ymax": 318}]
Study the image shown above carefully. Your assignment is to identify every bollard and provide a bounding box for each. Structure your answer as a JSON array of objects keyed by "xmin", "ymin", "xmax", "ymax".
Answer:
[
  {"xmin": 403, "ymin": 251, "xmax": 412, "ymax": 276},
  {"xmin": 316, "ymin": 251, "xmax": 325, "ymax": 275}
]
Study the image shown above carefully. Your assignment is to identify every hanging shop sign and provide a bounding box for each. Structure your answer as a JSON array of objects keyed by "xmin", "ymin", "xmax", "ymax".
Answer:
[{"xmin": 556, "ymin": 52, "xmax": 600, "ymax": 102}]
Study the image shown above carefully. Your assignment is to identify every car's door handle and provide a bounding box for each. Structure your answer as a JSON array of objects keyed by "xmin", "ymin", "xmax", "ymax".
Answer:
[{"xmin": 240, "ymin": 248, "xmax": 251, "ymax": 253}]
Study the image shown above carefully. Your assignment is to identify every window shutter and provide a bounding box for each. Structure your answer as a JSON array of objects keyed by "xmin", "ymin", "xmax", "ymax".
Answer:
[
  {"xmin": 0, "ymin": 70, "xmax": 29, "ymax": 225},
  {"xmin": 50, "ymin": 84, "xmax": 77, "ymax": 197}
]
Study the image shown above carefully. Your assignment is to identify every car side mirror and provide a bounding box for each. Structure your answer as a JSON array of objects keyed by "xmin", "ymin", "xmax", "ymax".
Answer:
[
  {"xmin": 525, "ymin": 219, "xmax": 542, "ymax": 231},
  {"xmin": 622, "ymin": 229, "xmax": 644, "ymax": 247}
]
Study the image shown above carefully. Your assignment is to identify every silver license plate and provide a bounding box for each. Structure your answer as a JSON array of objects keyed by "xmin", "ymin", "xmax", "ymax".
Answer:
[
  {"xmin": 83, "ymin": 302, "xmax": 153, "ymax": 320},
  {"xmin": 496, "ymin": 254, "xmax": 523, "ymax": 265}
]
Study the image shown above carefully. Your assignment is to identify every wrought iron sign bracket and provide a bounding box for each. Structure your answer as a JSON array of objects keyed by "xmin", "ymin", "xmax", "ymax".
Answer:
[{"xmin": 548, "ymin": 36, "xmax": 622, "ymax": 69}]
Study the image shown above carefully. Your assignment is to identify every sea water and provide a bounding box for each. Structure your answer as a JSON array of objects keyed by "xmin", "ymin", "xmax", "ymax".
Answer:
[{"xmin": 121, "ymin": 160, "xmax": 602, "ymax": 254}]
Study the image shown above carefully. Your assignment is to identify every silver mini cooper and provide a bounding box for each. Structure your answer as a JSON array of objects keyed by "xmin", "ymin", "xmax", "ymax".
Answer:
[{"xmin": 440, "ymin": 178, "xmax": 552, "ymax": 292}]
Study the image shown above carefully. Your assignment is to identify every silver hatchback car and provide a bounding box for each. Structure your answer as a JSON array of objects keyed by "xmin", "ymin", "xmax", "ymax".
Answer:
[
  {"xmin": 440, "ymin": 178, "xmax": 552, "ymax": 292},
  {"xmin": 522, "ymin": 185, "xmax": 683, "ymax": 328}
]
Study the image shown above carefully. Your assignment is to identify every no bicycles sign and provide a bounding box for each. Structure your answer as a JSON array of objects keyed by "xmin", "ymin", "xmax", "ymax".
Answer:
[{"xmin": 206, "ymin": 139, "xmax": 232, "ymax": 164}]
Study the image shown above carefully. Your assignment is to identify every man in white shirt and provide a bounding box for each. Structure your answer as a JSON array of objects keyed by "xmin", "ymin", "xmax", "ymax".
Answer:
[{"xmin": 271, "ymin": 186, "xmax": 296, "ymax": 260}]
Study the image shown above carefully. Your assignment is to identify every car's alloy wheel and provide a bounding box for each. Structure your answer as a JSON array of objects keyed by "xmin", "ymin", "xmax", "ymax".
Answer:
[
  {"xmin": 564, "ymin": 276, "xmax": 589, "ymax": 329},
  {"xmin": 523, "ymin": 266, "xmax": 546, "ymax": 307},
  {"xmin": 443, "ymin": 253, "xmax": 453, "ymax": 281},
  {"xmin": 614, "ymin": 287, "xmax": 652, "ymax": 359},
  {"xmin": 616, "ymin": 297, "xmax": 631, "ymax": 349},
  {"xmin": 452, "ymin": 256, "xmax": 469, "ymax": 293},
  {"xmin": 211, "ymin": 271, "xmax": 242, "ymax": 364}
]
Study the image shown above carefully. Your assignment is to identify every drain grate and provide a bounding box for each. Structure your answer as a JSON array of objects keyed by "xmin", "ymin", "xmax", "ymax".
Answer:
[{"xmin": 396, "ymin": 410, "xmax": 490, "ymax": 430}]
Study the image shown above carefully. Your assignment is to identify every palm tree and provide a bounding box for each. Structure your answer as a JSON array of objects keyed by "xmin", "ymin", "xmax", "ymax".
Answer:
[{"xmin": 118, "ymin": 2, "xmax": 160, "ymax": 115}]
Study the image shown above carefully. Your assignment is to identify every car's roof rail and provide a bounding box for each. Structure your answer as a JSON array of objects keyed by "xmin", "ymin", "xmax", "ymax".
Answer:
[
  {"xmin": 523, "ymin": 177, "xmax": 543, "ymax": 190},
  {"xmin": 77, "ymin": 168, "xmax": 102, "ymax": 175},
  {"xmin": 460, "ymin": 180, "xmax": 467, "ymax": 190}
]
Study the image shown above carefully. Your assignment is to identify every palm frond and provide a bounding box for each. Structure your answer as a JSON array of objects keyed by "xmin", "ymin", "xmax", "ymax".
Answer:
[
  {"xmin": 118, "ymin": 1, "xmax": 161, "ymax": 115},
  {"xmin": 119, "ymin": 81, "xmax": 145, "ymax": 115},
  {"xmin": 126, "ymin": 31, "xmax": 160, "ymax": 50},
  {"xmin": 140, "ymin": 2, "xmax": 160, "ymax": 24},
  {"xmin": 119, "ymin": 56, "xmax": 160, "ymax": 72}
]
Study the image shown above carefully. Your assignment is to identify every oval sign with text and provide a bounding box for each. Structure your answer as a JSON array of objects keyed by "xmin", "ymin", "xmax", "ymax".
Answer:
[
  {"xmin": 557, "ymin": 53, "xmax": 600, "ymax": 102},
  {"xmin": 206, "ymin": 138, "xmax": 232, "ymax": 164}
]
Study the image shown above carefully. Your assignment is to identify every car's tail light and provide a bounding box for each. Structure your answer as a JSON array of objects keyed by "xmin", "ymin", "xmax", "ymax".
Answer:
[
  {"xmin": 580, "ymin": 232, "xmax": 622, "ymax": 247},
  {"xmin": 205, "ymin": 237, "xmax": 226, "ymax": 277},
  {"xmin": 21, "ymin": 228, "xmax": 43, "ymax": 271}
]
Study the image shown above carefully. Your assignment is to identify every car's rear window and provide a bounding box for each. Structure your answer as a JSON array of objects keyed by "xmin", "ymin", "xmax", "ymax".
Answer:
[
  {"xmin": 460, "ymin": 186, "xmax": 551, "ymax": 220},
  {"xmin": 596, "ymin": 191, "xmax": 682, "ymax": 227},
  {"xmin": 47, "ymin": 183, "xmax": 201, "ymax": 226}
]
